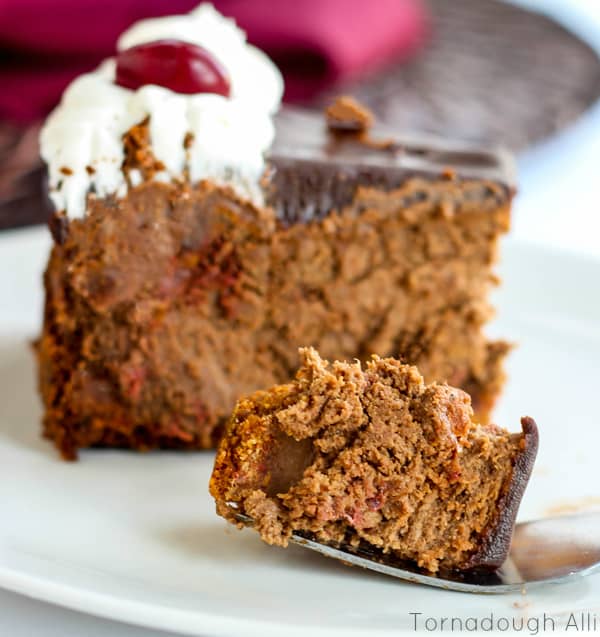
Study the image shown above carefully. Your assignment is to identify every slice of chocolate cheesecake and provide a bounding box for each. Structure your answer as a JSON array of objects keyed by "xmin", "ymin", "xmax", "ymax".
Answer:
[
  {"xmin": 210, "ymin": 348, "xmax": 538, "ymax": 574},
  {"xmin": 36, "ymin": 5, "xmax": 514, "ymax": 459}
]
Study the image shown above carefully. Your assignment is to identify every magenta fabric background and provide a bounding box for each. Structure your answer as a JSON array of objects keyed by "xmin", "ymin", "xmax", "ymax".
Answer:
[{"xmin": 0, "ymin": 0, "xmax": 427, "ymax": 122}]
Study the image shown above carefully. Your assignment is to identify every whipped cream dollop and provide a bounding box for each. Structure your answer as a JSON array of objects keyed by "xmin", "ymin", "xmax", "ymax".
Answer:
[{"xmin": 40, "ymin": 4, "xmax": 284, "ymax": 218}]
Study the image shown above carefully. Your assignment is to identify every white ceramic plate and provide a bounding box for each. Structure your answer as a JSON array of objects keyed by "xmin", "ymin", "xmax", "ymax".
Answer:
[{"xmin": 1, "ymin": 226, "xmax": 600, "ymax": 637}]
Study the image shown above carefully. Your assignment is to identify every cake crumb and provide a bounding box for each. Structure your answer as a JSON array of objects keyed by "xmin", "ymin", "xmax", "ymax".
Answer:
[
  {"xmin": 325, "ymin": 96, "xmax": 401, "ymax": 152},
  {"xmin": 184, "ymin": 132, "xmax": 195, "ymax": 149},
  {"xmin": 122, "ymin": 118, "xmax": 166, "ymax": 179},
  {"xmin": 442, "ymin": 168, "xmax": 457, "ymax": 180},
  {"xmin": 326, "ymin": 96, "xmax": 374, "ymax": 133}
]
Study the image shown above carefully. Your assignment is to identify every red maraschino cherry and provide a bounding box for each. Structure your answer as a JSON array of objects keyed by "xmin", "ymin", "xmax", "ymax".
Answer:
[{"xmin": 116, "ymin": 39, "xmax": 231, "ymax": 96}]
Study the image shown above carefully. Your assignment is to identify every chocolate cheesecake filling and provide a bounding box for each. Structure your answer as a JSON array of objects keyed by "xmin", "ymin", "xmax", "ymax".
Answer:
[
  {"xmin": 37, "ymin": 106, "xmax": 513, "ymax": 458},
  {"xmin": 210, "ymin": 348, "xmax": 538, "ymax": 573}
]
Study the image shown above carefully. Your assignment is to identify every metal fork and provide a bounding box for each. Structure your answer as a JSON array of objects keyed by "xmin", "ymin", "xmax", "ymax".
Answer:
[{"xmin": 235, "ymin": 511, "xmax": 600, "ymax": 593}]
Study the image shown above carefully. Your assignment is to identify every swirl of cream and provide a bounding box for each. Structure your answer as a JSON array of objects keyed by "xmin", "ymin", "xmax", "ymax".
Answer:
[{"xmin": 40, "ymin": 4, "xmax": 284, "ymax": 218}]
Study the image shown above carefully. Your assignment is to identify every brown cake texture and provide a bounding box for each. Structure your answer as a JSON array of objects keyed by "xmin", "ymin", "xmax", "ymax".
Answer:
[
  {"xmin": 36, "ymin": 104, "xmax": 513, "ymax": 459},
  {"xmin": 210, "ymin": 348, "xmax": 538, "ymax": 573}
]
